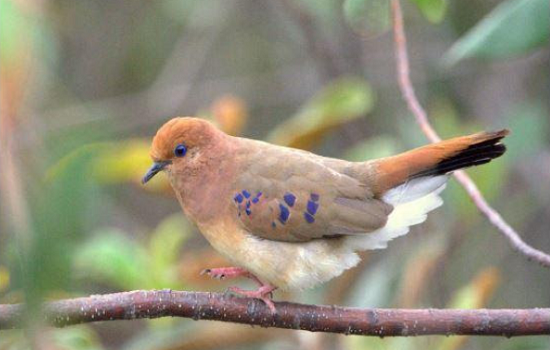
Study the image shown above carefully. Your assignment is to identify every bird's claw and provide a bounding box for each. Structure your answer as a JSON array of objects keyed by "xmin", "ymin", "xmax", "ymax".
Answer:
[
  {"xmin": 227, "ymin": 286, "xmax": 278, "ymax": 314},
  {"xmin": 201, "ymin": 267, "xmax": 278, "ymax": 313},
  {"xmin": 200, "ymin": 268, "xmax": 226, "ymax": 279}
]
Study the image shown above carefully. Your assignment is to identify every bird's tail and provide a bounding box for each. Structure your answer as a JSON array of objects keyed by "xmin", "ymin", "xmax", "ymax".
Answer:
[
  {"xmin": 346, "ymin": 130, "xmax": 509, "ymax": 251},
  {"xmin": 373, "ymin": 129, "xmax": 509, "ymax": 199}
]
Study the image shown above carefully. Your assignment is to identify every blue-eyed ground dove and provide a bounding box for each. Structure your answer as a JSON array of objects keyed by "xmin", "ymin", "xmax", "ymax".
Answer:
[{"xmin": 143, "ymin": 117, "xmax": 508, "ymax": 312}]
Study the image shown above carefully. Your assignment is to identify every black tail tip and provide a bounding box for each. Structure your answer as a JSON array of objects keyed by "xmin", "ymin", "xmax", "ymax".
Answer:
[{"xmin": 413, "ymin": 128, "xmax": 510, "ymax": 178}]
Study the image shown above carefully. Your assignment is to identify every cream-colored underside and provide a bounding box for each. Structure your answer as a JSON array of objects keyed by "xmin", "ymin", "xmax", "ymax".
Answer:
[{"xmin": 202, "ymin": 176, "xmax": 448, "ymax": 290}]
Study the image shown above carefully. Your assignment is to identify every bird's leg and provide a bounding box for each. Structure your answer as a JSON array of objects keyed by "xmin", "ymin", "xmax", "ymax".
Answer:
[
  {"xmin": 201, "ymin": 267, "xmax": 262, "ymax": 286},
  {"xmin": 201, "ymin": 267, "xmax": 278, "ymax": 313},
  {"xmin": 228, "ymin": 284, "xmax": 278, "ymax": 314}
]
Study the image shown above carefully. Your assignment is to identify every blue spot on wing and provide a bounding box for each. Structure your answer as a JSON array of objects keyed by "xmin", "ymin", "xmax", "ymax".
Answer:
[
  {"xmin": 246, "ymin": 201, "xmax": 251, "ymax": 208},
  {"xmin": 278, "ymin": 204, "xmax": 290, "ymax": 224},
  {"xmin": 310, "ymin": 193, "xmax": 320, "ymax": 202},
  {"xmin": 246, "ymin": 208, "xmax": 251, "ymax": 216},
  {"xmin": 242, "ymin": 190, "xmax": 251, "ymax": 199},
  {"xmin": 234, "ymin": 193, "xmax": 244, "ymax": 203},
  {"xmin": 307, "ymin": 200, "xmax": 319, "ymax": 215},
  {"xmin": 304, "ymin": 212, "xmax": 315, "ymax": 223},
  {"xmin": 283, "ymin": 193, "xmax": 296, "ymax": 207},
  {"xmin": 251, "ymin": 192, "xmax": 262, "ymax": 204}
]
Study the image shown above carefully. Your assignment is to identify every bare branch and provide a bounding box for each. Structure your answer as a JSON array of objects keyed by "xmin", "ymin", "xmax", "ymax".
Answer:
[
  {"xmin": 0, "ymin": 291, "xmax": 549, "ymax": 336},
  {"xmin": 390, "ymin": 0, "xmax": 550, "ymax": 268}
]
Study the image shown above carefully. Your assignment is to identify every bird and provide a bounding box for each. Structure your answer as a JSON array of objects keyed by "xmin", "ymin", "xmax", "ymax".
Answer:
[{"xmin": 142, "ymin": 117, "xmax": 508, "ymax": 313}]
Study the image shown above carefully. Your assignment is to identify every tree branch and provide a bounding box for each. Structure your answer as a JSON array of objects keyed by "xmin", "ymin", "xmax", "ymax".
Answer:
[
  {"xmin": 390, "ymin": 0, "xmax": 550, "ymax": 268},
  {"xmin": 0, "ymin": 290, "xmax": 549, "ymax": 336}
]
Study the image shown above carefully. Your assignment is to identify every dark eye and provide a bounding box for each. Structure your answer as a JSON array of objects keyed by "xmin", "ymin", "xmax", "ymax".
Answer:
[{"xmin": 174, "ymin": 143, "xmax": 187, "ymax": 157}]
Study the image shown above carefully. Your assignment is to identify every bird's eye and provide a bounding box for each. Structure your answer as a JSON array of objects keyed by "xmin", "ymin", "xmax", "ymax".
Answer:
[{"xmin": 174, "ymin": 143, "xmax": 187, "ymax": 157}]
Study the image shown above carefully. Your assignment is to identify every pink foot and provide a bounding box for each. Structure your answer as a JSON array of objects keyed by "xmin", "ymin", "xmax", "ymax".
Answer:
[
  {"xmin": 201, "ymin": 267, "xmax": 263, "ymax": 285},
  {"xmin": 200, "ymin": 266, "xmax": 278, "ymax": 313},
  {"xmin": 228, "ymin": 284, "xmax": 278, "ymax": 314}
]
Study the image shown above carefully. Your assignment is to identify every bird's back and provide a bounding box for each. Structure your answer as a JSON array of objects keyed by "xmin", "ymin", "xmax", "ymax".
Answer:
[
  {"xmin": 229, "ymin": 130, "xmax": 507, "ymax": 247},
  {"xmin": 230, "ymin": 138, "xmax": 393, "ymax": 242}
]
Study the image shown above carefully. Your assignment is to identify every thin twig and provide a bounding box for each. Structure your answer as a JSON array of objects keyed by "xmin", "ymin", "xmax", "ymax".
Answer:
[
  {"xmin": 1, "ymin": 290, "xmax": 549, "ymax": 336},
  {"xmin": 390, "ymin": 0, "xmax": 550, "ymax": 268}
]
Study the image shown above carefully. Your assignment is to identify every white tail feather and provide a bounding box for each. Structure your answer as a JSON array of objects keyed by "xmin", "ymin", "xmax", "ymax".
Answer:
[{"xmin": 345, "ymin": 175, "xmax": 448, "ymax": 251}]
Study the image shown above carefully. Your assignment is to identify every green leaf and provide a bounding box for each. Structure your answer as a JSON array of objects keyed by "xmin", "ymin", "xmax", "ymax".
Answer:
[
  {"xmin": 91, "ymin": 140, "xmax": 152, "ymax": 184},
  {"xmin": 74, "ymin": 229, "xmax": 149, "ymax": 290},
  {"xmin": 443, "ymin": 0, "xmax": 550, "ymax": 66},
  {"xmin": 410, "ymin": 0, "xmax": 447, "ymax": 23},
  {"xmin": 12, "ymin": 144, "xmax": 100, "ymax": 309},
  {"xmin": 149, "ymin": 214, "xmax": 191, "ymax": 286},
  {"xmin": 343, "ymin": 0, "xmax": 391, "ymax": 35},
  {"xmin": 48, "ymin": 140, "xmax": 171, "ymax": 193},
  {"xmin": 268, "ymin": 77, "xmax": 375, "ymax": 150},
  {"xmin": 76, "ymin": 216, "xmax": 191, "ymax": 291}
]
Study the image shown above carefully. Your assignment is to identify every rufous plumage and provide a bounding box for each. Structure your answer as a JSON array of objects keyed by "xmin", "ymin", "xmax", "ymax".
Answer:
[{"xmin": 143, "ymin": 117, "xmax": 508, "ymax": 312}]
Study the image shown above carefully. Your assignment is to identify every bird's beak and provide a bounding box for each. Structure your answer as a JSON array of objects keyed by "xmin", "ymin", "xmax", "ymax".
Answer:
[{"xmin": 142, "ymin": 160, "xmax": 171, "ymax": 184}]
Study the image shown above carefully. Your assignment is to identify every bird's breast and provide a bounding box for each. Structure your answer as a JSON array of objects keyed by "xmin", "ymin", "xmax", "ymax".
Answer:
[{"xmin": 196, "ymin": 219, "xmax": 360, "ymax": 290}]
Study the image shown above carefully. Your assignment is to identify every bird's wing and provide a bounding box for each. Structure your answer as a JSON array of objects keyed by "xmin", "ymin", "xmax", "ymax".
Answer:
[{"xmin": 231, "ymin": 141, "xmax": 393, "ymax": 242}]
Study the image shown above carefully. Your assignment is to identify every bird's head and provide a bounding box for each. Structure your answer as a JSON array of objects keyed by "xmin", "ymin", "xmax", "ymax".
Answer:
[{"xmin": 142, "ymin": 117, "xmax": 224, "ymax": 184}]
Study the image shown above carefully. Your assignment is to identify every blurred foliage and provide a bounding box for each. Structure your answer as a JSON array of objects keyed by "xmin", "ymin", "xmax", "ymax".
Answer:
[
  {"xmin": 9, "ymin": 144, "xmax": 100, "ymax": 310},
  {"xmin": 438, "ymin": 268, "xmax": 500, "ymax": 350},
  {"xmin": 343, "ymin": 0, "xmax": 391, "ymax": 35},
  {"xmin": 1, "ymin": 0, "xmax": 549, "ymax": 349},
  {"xmin": 343, "ymin": 0, "xmax": 447, "ymax": 36},
  {"xmin": 75, "ymin": 214, "xmax": 191, "ymax": 291},
  {"xmin": 446, "ymin": 267, "xmax": 500, "ymax": 309},
  {"xmin": 443, "ymin": 0, "xmax": 549, "ymax": 66},
  {"xmin": 48, "ymin": 94, "xmax": 250, "ymax": 195},
  {"xmin": 0, "ymin": 327, "xmax": 105, "ymax": 350},
  {"xmin": 209, "ymin": 94, "xmax": 249, "ymax": 136},
  {"xmin": 397, "ymin": 243, "xmax": 444, "ymax": 308},
  {"xmin": 502, "ymin": 102, "xmax": 549, "ymax": 161},
  {"xmin": 0, "ymin": 266, "xmax": 10, "ymax": 293},
  {"xmin": 343, "ymin": 136, "xmax": 399, "ymax": 161},
  {"xmin": 410, "ymin": 0, "xmax": 447, "ymax": 23},
  {"xmin": 346, "ymin": 267, "xmax": 500, "ymax": 350},
  {"xmin": 268, "ymin": 77, "xmax": 374, "ymax": 149}
]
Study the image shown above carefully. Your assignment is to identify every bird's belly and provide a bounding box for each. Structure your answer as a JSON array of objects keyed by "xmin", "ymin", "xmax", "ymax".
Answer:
[{"xmin": 198, "ymin": 222, "xmax": 361, "ymax": 290}]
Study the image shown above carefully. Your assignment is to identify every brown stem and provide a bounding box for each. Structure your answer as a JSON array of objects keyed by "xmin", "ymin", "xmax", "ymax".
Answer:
[
  {"xmin": 0, "ymin": 290, "xmax": 549, "ymax": 336},
  {"xmin": 390, "ymin": 0, "xmax": 550, "ymax": 268}
]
